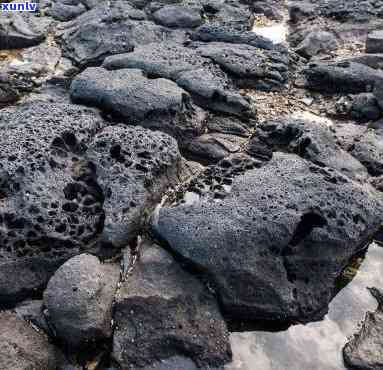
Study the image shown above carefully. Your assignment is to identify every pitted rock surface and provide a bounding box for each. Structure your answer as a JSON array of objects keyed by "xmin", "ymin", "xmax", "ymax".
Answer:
[
  {"xmin": 0, "ymin": 102, "xmax": 106, "ymax": 306},
  {"xmin": 152, "ymin": 152, "xmax": 383, "ymax": 322},
  {"xmin": 70, "ymin": 67, "xmax": 206, "ymax": 145},
  {"xmin": 86, "ymin": 125, "xmax": 181, "ymax": 248}
]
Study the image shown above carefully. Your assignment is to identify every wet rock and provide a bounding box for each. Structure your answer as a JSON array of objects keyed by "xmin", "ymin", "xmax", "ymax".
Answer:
[
  {"xmin": 197, "ymin": 42, "xmax": 289, "ymax": 91},
  {"xmin": 152, "ymin": 152, "xmax": 383, "ymax": 322},
  {"xmin": 186, "ymin": 133, "xmax": 246, "ymax": 164},
  {"xmin": 113, "ymin": 241, "xmax": 232, "ymax": 369},
  {"xmin": 57, "ymin": 2, "xmax": 178, "ymax": 67},
  {"xmin": 70, "ymin": 67, "xmax": 206, "ymax": 145},
  {"xmin": 152, "ymin": 5, "xmax": 203, "ymax": 28},
  {"xmin": 253, "ymin": 118, "xmax": 368, "ymax": 181},
  {"xmin": 86, "ymin": 125, "xmax": 181, "ymax": 248},
  {"xmin": 190, "ymin": 24, "xmax": 275, "ymax": 50},
  {"xmin": 103, "ymin": 42, "xmax": 253, "ymax": 117},
  {"xmin": 44, "ymin": 254, "xmax": 120, "ymax": 350},
  {"xmin": 295, "ymin": 30, "xmax": 338, "ymax": 59},
  {"xmin": 303, "ymin": 61, "xmax": 383, "ymax": 94},
  {"xmin": 0, "ymin": 311, "xmax": 64, "ymax": 369},
  {"xmin": 0, "ymin": 12, "xmax": 46, "ymax": 49},
  {"xmin": 366, "ymin": 30, "xmax": 383, "ymax": 54},
  {"xmin": 0, "ymin": 102, "xmax": 106, "ymax": 306},
  {"xmin": 343, "ymin": 287, "xmax": 383, "ymax": 370}
]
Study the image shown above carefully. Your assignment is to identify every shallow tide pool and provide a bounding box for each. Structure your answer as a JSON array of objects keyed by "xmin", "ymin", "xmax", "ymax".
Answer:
[{"xmin": 227, "ymin": 243, "xmax": 383, "ymax": 370}]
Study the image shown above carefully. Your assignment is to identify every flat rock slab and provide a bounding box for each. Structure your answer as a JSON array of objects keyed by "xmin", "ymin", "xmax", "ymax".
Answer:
[
  {"xmin": 152, "ymin": 152, "xmax": 383, "ymax": 322},
  {"xmin": 113, "ymin": 241, "xmax": 232, "ymax": 369},
  {"xmin": 103, "ymin": 42, "xmax": 255, "ymax": 116},
  {"xmin": 343, "ymin": 288, "xmax": 383, "ymax": 370},
  {"xmin": 0, "ymin": 311, "xmax": 64, "ymax": 369},
  {"xmin": 44, "ymin": 254, "xmax": 120, "ymax": 350},
  {"xmin": 303, "ymin": 61, "xmax": 383, "ymax": 94},
  {"xmin": 71, "ymin": 67, "xmax": 206, "ymax": 144}
]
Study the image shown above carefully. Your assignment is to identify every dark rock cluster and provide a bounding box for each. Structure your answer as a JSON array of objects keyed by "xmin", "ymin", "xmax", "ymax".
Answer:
[{"xmin": 0, "ymin": 0, "xmax": 383, "ymax": 369}]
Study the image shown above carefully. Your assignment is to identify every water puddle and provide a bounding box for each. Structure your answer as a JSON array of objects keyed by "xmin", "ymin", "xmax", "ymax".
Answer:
[
  {"xmin": 227, "ymin": 242, "xmax": 383, "ymax": 370},
  {"xmin": 252, "ymin": 13, "xmax": 288, "ymax": 45},
  {"xmin": 252, "ymin": 23, "xmax": 288, "ymax": 44}
]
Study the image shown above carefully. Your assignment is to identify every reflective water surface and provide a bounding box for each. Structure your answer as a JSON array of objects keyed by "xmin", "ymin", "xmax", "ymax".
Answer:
[{"xmin": 227, "ymin": 243, "xmax": 383, "ymax": 370}]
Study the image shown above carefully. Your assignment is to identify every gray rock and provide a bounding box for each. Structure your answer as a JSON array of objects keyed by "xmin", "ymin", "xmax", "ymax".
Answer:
[
  {"xmin": 15, "ymin": 300, "xmax": 51, "ymax": 334},
  {"xmin": 349, "ymin": 93, "xmax": 381, "ymax": 122},
  {"xmin": 190, "ymin": 24, "xmax": 275, "ymax": 50},
  {"xmin": 334, "ymin": 124, "xmax": 383, "ymax": 176},
  {"xmin": 0, "ymin": 102, "xmax": 106, "ymax": 306},
  {"xmin": 152, "ymin": 5, "xmax": 202, "ymax": 28},
  {"xmin": 253, "ymin": 118, "xmax": 368, "ymax": 181},
  {"xmin": 186, "ymin": 133, "xmax": 246, "ymax": 164},
  {"xmin": 103, "ymin": 42, "xmax": 254, "ymax": 117},
  {"xmin": 0, "ymin": 12, "xmax": 46, "ymax": 49},
  {"xmin": 48, "ymin": 1, "xmax": 87, "ymax": 21},
  {"xmin": 343, "ymin": 287, "xmax": 383, "ymax": 370},
  {"xmin": 343, "ymin": 54, "xmax": 383, "ymax": 70},
  {"xmin": 57, "ymin": 2, "xmax": 178, "ymax": 67},
  {"xmin": 303, "ymin": 61, "xmax": 383, "ymax": 93},
  {"xmin": 44, "ymin": 254, "xmax": 120, "ymax": 350},
  {"xmin": 152, "ymin": 152, "xmax": 383, "ymax": 322},
  {"xmin": 288, "ymin": 2, "xmax": 316, "ymax": 23},
  {"xmin": 70, "ymin": 67, "xmax": 206, "ymax": 145},
  {"xmin": 86, "ymin": 125, "xmax": 181, "ymax": 248},
  {"xmin": 0, "ymin": 311, "xmax": 64, "ymax": 369},
  {"xmin": 112, "ymin": 241, "xmax": 232, "ymax": 369},
  {"xmin": 197, "ymin": 42, "xmax": 289, "ymax": 91},
  {"xmin": 295, "ymin": 30, "xmax": 338, "ymax": 59},
  {"xmin": 367, "ymin": 30, "xmax": 383, "ymax": 54}
]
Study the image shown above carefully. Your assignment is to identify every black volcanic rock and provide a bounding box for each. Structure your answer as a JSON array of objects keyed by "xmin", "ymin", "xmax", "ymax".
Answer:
[
  {"xmin": 252, "ymin": 118, "xmax": 369, "ymax": 181},
  {"xmin": 103, "ymin": 42, "xmax": 254, "ymax": 117},
  {"xmin": 0, "ymin": 11, "xmax": 47, "ymax": 49},
  {"xmin": 43, "ymin": 254, "xmax": 120, "ymax": 350},
  {"xmin": 152, "ymin": 5, "xmax": 203, "ymax": 28},
  {"xmin": 113, "ymin": 241, "xmax": 232, "ymax": 369},
  {"xmin": 0, "ymin": 102, "xmax": 106, "ymax": 307},
  {"xmin": 152, "ymin": 152, "xmax": 383, "ymax": 322},
  {"xmin": 303, "ymin": 61, "xmax": 383, "ymax": 93},
  {"xmin": 57, "ymin": 1, "xmax": 180, "ymax": 67},
  {"xmin": 70, "ymin": 67, "xmax": 206, "ymax": 145},
  {"xmin": 86, "ymin": 125, "xmax": 181, "ymax": 248}
]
